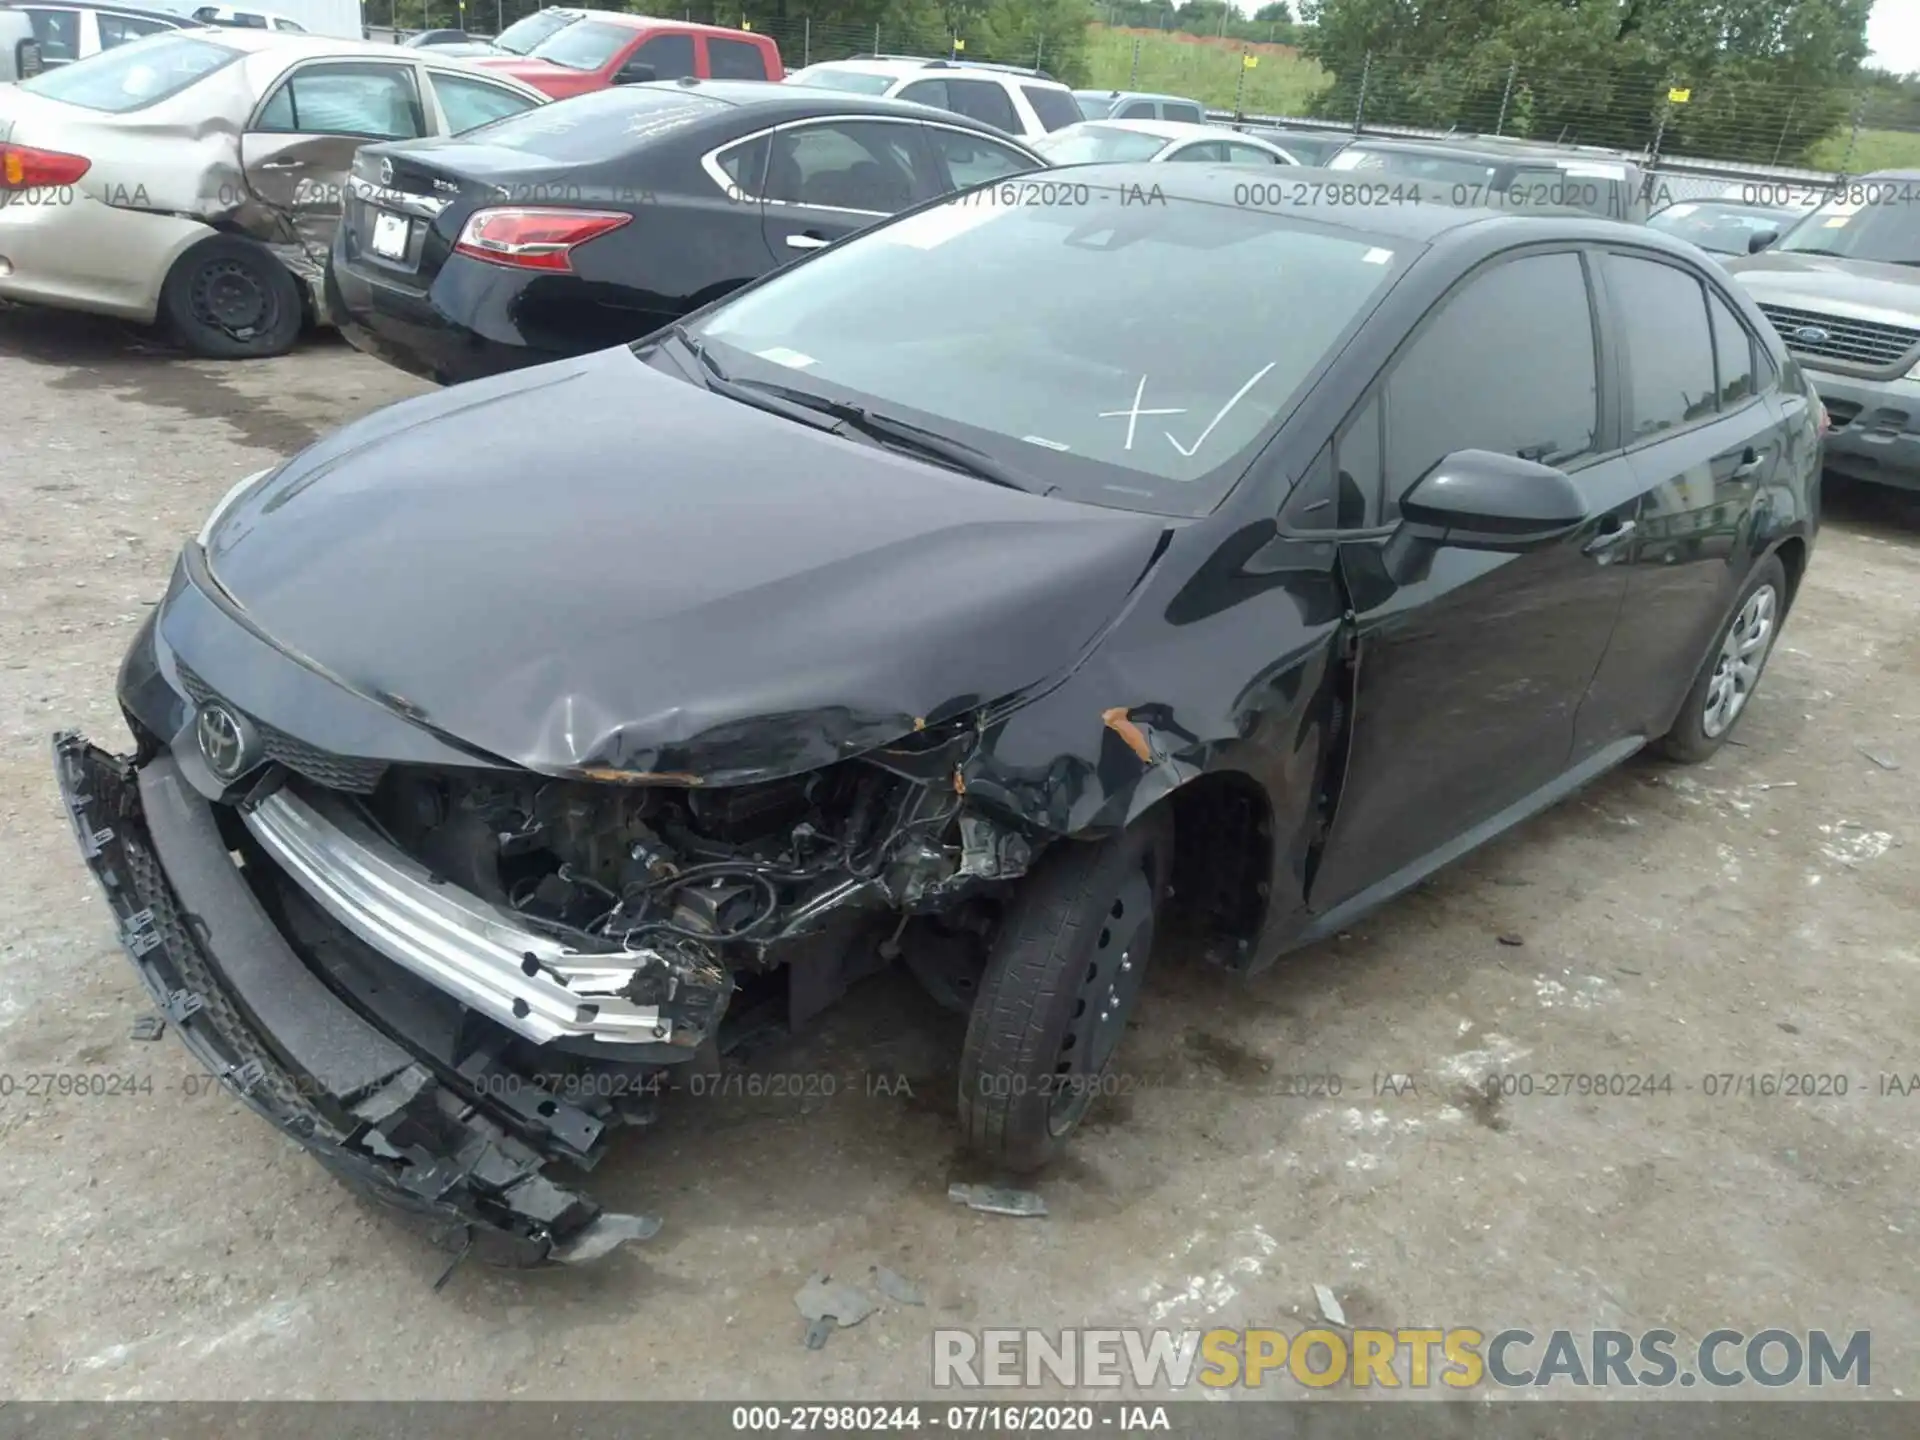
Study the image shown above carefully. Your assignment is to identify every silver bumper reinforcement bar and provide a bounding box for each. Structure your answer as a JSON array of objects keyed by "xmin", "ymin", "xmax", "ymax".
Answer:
[{"xmin": 243, "ymin": 784, "xmax": 719, "ymax": 1048}]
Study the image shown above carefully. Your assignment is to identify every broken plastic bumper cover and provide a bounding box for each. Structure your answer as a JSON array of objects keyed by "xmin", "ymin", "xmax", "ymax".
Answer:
[
  {"xmin": 51, "ymin": 732, "xmax": 660, "ymax": 1266},
  {"xmin": 241, "ymin": 782, "xmax": 729, "ymax": 1049}
]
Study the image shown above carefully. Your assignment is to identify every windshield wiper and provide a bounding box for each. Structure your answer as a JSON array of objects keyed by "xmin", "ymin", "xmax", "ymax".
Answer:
[
  {"xmin": 662, "ymin": 327, "xmax": 845, "ymax": 432},
  {"xmin": 727, "ymin": 379, "xmax": 1042, "ymax": 494}
]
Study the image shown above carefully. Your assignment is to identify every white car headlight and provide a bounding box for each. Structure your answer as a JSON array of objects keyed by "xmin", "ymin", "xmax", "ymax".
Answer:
[{"xmin": 196, "ymin": 466, "xmax": 275, "ymax": 549}]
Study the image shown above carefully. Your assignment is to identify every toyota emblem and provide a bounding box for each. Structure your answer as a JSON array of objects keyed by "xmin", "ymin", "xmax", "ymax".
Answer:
[{"xmin": 196, "ymin": 701, "xmax": 253, "ymax": 781}]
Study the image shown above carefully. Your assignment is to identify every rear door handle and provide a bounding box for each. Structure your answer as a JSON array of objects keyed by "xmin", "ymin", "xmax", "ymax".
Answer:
[
  {"xmin": 256, "ymin": 158, "xmax": 305, "ymax": 171},
  {"xmin": 1729, "ymin": 446, "xmax": 1768, "ymax": 479},
  {"xmin": 785, "ymin": 233, "xmax": 829, "ymax": 250},
  {"xmin": 1583, "ymin": 517, "xmax": 1636, "ymax": 557}
]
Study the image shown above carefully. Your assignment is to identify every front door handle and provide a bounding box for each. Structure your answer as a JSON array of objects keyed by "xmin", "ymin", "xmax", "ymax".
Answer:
[
  {"xmin": 1583, "ymin": 517, "xmax": 1636, "ymax": 557},
  {"xmin": 785, "ymin": 233, "xmax": 830, "ymax": 250},
  {"xmin": 256, "ymin": 157, "xmax": 305, "ymax": 171},
  {"xmin": 1729, "ymin": 446, "xmax": 1768, "ymax": 480}
]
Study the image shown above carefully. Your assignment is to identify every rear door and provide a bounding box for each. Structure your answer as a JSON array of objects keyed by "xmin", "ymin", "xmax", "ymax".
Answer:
[
  {"xmin": 702, "ymin": 32, "xmax": 770, "ymax": 81},
  {"xmin": 1572, "ymin": 250, "xmax": 1796, "ymax": 752},
  {"xmin": 245, "ymin": 59, "xmax": 429, "ymax": 251},
  {"xmin": 1306, "ymin": 247, "xmax": 1643, "ymax": 914},
  {"xmin": 760, "ymin": 116, "xmax": 942, "ymax": 257}
]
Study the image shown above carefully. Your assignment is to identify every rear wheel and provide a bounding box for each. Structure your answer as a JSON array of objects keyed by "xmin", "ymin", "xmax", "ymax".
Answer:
[
  {"xmin": 1659, "ymin": 553, "xmax": 1787, "ymax": 763},
  {"xmin": 957, "ymin": 815, "xmax": 1171, "ymax": 1174},
  {"xmin": 159, "ymin": 236, "xmax": 304, "ymax": 359}
]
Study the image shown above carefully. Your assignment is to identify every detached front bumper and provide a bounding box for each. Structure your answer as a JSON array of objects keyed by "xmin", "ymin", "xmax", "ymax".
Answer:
[
  {"xmin": 52, "ymin": 732, "xmax": 659, "ymax": 1267},
  {"xmin": 1808, "ymin": 370, "xmax": 1920, "ymax": 491}
]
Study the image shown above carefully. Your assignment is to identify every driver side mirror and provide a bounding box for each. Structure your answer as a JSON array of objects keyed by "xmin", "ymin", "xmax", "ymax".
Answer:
[
  {"xmin": 616, "ymin": 61, "xmax": 656, "ymax": 84},
  {"xmin": 1747, "ymin": 228, "xmax": 1779, "ymax": 253},
  {"xmin": 1382, "ymin": 449, "xmax": 1586, "ymax": 584}
]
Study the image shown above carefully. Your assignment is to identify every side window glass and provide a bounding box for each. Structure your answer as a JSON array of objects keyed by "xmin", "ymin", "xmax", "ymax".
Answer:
[
  {"xmin": 707, "ymin": 36, "xmax": 767, "ymax": 80},
  {"xmin": 765, "ymin": 121, "xmax": 923, "ymax": 213},
  {"xmin": 631, "ymin": 33, "xmax": 694, "ymax": 79},
  {"xmin": 1225, "ymin": 142, "xmax": 1282, "ymax": 165},
  {"xmin": 1167, "ymin": 141, "xmax": 1226, "ymax": 163},
  {"xmin": 924, "ymin": 127, "xmax": 1039, "ymax": 191},
  {"xmin": 252, "ymin": 64, "xmax": 425, "ymax": 141},
  {"xmin": 1383, "ymin": 251, "xmax": 1598, "ymax": 522},
  {"xmin": 896, "ymin": 79, "xmax": 946, "ymax": 109},
  {"xmin": 1707, "ymin": 291, "xmax": 1757, "ymax": 409},
  {"xmin": 432, "ymin": 72, "xmax": 538, "ymax": 134},
  {"xmin": 98, "ymin": 13, "xmax": 168, "ymax": 47},
  {"xmin": 714, "ymin": 133, "xmax": 769, "ymax": 200},
  {"xmin": 24, "ymin": 9, "xmax": 79, "ymax": 63},
  {"xmin": 943, "ymin": 77, "xmax": 1019, "ymax": 134},
  {"xmin": 1117, "ymin": 100, "xmax": 1155, "ymax": 119},
  {"xmin": 1335, "ymin": 395, "xmax": 1383, "ymax": 528},
  {"xmin": 1606, "ymin": 254, "xmax": 1718, "ymax": 439},
  {"xmin": 1165, "ymin": 102, "xmax": 1205, "ymax": 123}
]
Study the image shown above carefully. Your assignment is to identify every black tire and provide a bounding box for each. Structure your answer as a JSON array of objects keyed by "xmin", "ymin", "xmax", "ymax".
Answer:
[
  {"xmin": 957, "ymin": 813, "xmax": 1173, "ymax": 1174},
  {"xmin": 159, "ymin": 235, "xmax": 304, "ymax": 359},
  {"xmin": 1658, "ymin": 553, "xmax": 1788, "ymax": 764}
]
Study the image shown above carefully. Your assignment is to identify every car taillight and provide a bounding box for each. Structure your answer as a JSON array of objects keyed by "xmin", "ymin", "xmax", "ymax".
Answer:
[
  {"xmin": 0, "ymin": 143, "xmax": 91, "ymax": 190},
  {"xmin": 452, "ymin": 207, "xmax": 632, "ymax": 272}
]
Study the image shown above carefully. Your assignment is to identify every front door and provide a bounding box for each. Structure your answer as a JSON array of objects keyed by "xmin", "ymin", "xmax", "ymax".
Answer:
[
  {"xmin": 1307, "ymin": 247, "xmax": 1640, "ymax": 913},
  {"xmin": 760, "ymin": 118, "xmax": 939, "ymax": 259}
]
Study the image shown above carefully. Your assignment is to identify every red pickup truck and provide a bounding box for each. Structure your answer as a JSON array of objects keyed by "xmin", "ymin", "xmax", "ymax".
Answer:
[{"xmin": 472, "ymin": 13, "xmax": 784, "ymax": 99}]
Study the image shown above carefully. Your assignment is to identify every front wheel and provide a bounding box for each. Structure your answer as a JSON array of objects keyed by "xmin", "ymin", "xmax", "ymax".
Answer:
[
  {"xmin": 1659, "ymin": 553, "xmax": 1787, "ymax": 763},
  {"xmin": 956, "ymin": 815, "xmax": 1171, "ymax": 1174}
]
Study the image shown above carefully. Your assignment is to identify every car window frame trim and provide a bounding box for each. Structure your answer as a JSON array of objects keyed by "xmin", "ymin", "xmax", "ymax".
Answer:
[
  {"xmin": 246, "ymin": 55, "xmax": 430, "ymax": 142},
  {"xmin": 702, "ymin": 113, "xmax": 1043, "ymax": 215}
]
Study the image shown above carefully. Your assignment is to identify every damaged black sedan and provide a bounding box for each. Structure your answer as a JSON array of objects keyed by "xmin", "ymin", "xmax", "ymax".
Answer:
[{"xmin": 57, "ymin": 165, "xmax": 1818, "ymax": 1265}]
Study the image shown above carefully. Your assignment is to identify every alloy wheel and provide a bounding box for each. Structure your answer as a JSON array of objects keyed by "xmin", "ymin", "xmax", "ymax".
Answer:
[{"xmin": 1702, "ymin": 583, "xmax": 1778, "ymax": 738}]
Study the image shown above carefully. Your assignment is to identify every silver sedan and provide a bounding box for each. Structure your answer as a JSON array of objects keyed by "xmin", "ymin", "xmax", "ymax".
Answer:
[{"xmin": 0, "ymin": 27, "xmax": 547, "ymax": 355}]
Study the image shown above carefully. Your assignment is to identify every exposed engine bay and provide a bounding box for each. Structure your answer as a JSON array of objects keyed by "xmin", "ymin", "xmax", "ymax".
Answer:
[{"xmin": 347, "ymin": 724, "xmax": 1037, "ymax": 1059}]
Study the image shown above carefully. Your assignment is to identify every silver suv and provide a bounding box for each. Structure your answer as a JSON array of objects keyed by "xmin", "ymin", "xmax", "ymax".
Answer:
[{"xmin": 1725, "ymin": 170, "xmax": 1920, "ymax": 493}]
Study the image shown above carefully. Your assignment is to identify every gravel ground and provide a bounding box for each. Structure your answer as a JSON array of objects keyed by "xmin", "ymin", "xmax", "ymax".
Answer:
[{"xmin": 0, "ymin": 311, "xmax": 1916, "ymax": 1402}]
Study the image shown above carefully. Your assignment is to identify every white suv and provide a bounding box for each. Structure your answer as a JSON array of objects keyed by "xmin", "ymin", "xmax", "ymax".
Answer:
[{"xmin": 783, "ymin": 56, "xmax": 1082, "ymax": 142}]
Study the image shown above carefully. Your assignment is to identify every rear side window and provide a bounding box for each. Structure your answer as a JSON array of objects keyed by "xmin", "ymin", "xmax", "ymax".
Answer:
[
  {"xmin": 20, "ymin": 32, "xmax": 237, "ymax": 109},
  {"xmin": 895, "ymin": 78, "xmax": 947, "ymax": 109},
  {"xmin": 431, "ymin": 71, "xmax": 540, "ymax": 135},
  {"xmin": 764, "ymin": 120, "xmax": 925, "ymax": 213},
  {"xmin": 230, "ymin": 10, "xmax": 268, "ymax": 26},
  {"xmin": 1164, "ymin": 102, "xmax": 1205, "ymax": 123},
  {"xmin": 707, "ymin": 36, "xmax": 767, "ymax": 80},
  {"xmin": 1708, "ymin": 290, "xmax": 1759, "ymax": 408},
  {"xmin": 1383, "ymin": 251, "xmax": 1599, "ymax": 520},
  {"xmin": 942, "ymin": 77, "xmax": 1020, "ymax": 134},
  {"xmin": 457, "ymin": 85, "xmax": 724, "ymax": 161},
  {"xmin": 1606, "ymin": 254, "xmax": 1719, "ymax": 439},
  {"xmin": 1021, "ymin": 84, "xmax": 1080, "ymax": 132},
  {"xmin": 254, "ymin": 63, "xmax": 425, "ymax": 141},
  {"xmin": 1117, "ymin": 100, "xmax": 1154, "ymax": 119}
]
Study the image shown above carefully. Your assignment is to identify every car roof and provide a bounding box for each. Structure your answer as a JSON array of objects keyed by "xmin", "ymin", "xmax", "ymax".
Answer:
[
  {"xmin": 643, "ymin": 76, "xmax": 1044, "ymax": 138},
  {"xmin": 1071, "ymin": 117, "xmax": 1231, "ymax": 141}
]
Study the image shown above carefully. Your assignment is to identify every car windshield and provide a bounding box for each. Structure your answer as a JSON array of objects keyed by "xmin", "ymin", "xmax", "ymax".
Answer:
[
  {"xmin": 1033, "ymin": 125, "xmax": 1172, "ymax": 165},
  {"xmin": 492, "ymin": 10, "xmax": 577, "ymax": 54},
  {"xmin": 683, "ymin": 190, "xmax": 1407, "ymax": 517},
  {"xmin": 1329, "ymin": 147, "xmax": 1499, "ymax": 187},
  {"xmin": 1772, "ymin": 184, "xmax": 1920, "ymax": 266},
  {"xmin": 526, "ymin": 19, "xmax": 632, "ymax": 71},
  {"xmin": 18, "ymin": 32, "xmax": 238, "ymax": 111},
  {"xmin": 1647, "ymin": 201, "xmax": 1800, "ymax": 254},
  {"xmin": 788, "ymin": 66, "xmax": 894, "ymax": 95}
]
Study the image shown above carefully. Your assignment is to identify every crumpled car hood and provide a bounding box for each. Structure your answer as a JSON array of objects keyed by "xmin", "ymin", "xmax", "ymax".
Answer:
[{"xmin": 203, "ymin": 346, "xmax": 1167, "ymax": 783}]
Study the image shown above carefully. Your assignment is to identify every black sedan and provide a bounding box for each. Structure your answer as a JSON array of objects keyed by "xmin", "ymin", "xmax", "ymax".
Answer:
[
  {"xmin": 59, "ymin": 168, "xmax": 1818, "ymax": 1265},
  {"xmin": 327, "ymin": 80, "xmax": 1047, "ymax": 385}
]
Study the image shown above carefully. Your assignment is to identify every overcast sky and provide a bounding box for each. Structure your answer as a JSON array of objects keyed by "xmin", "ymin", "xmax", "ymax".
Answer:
[{"xmin": 1869, "ymin": 0, "xmax": 1920, "ymax": 74}]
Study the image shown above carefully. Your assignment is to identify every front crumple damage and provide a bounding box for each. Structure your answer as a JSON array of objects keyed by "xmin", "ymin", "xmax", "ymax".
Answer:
[{"xmin": 52, "ymin": 733, "xmax": 657, "ymax": 1266}]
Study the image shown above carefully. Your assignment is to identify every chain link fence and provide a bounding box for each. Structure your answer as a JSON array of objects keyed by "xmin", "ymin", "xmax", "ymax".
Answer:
[{"xmin": 365, "ymin": 4, "xmax": 1920, "ymax": 193}]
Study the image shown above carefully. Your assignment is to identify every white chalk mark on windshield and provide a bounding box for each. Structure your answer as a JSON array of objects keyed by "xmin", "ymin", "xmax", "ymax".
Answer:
[
  {"xmin": 1097, "ymin": 374, "xmax": 1187, "ymax": 452},
  {"xmin": 1166, "ymin": 362, "xmax": 1279, "ymax": 461}
]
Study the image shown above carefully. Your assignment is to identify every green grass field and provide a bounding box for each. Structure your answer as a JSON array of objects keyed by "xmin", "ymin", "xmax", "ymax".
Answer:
[
  {"xmin": 1083, "ymin": 25, "xmax": 1329, "ymax": 116},
  {"xmin": 1805, "ymin": 126, "xmax": 1920, "ymax": 174}
]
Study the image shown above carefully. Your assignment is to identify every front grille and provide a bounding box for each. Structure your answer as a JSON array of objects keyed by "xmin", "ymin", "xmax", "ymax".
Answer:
[
  {"xmin": 1756, "ymin": 302, "xmax": 1920, "ymax": 372},
  {"xmin": 175, "ymin": 663, "xmax": 388, "ymax": 794}
]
